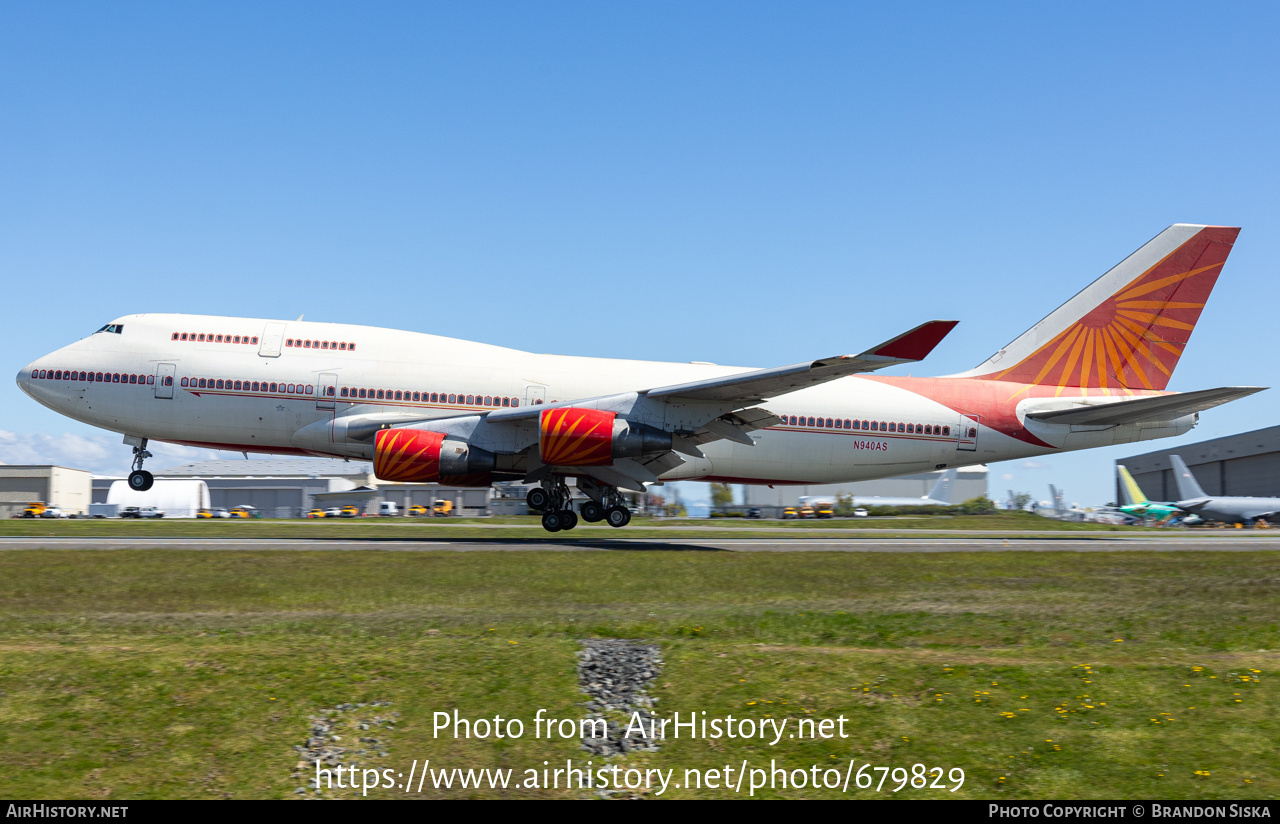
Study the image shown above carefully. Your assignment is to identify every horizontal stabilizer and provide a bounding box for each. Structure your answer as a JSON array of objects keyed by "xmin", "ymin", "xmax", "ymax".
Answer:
[
  {"xmin": 1024, "ymin": 386, "xmax": 1264, "ymax": 426},
  {"xmin": 645, "ymin": 320, "xmax": 958, "ymax": 402}
]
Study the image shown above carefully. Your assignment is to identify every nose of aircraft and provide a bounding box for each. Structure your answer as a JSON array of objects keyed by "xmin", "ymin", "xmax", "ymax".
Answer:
[{"xmin": 16, "ymin": 362, "xmax": 34, "ymax": 396}]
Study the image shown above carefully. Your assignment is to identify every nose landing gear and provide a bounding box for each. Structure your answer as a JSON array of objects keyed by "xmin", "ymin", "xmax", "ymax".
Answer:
[{"xmin": 127, "ymin": 438, "xmax": 154, "ymax": 492}]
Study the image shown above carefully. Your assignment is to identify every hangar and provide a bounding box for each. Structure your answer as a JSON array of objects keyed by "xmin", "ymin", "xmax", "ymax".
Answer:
[
  {"xmin": 1117, "ymin": 425, "xmax": 1280, "ymax": 502},
  {"xmin": 0, "ymin": 465, "xmax": 92, "ymax": 518},
  {"xmin": 90, "ymin": 458, "xmax": 497, "ymax": 517}
]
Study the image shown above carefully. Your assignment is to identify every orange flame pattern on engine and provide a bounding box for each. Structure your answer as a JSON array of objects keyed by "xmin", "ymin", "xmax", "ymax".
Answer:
[
  {"xmin": 374, "ymin": 428, "xmax": 445, "ymax": 482},
  {"xmin": 539, "ymin": 407, "xmax": 615, "ymax": 466}
]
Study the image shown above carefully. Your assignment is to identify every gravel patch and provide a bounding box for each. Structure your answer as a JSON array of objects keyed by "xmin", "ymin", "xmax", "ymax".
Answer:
[
  {"xmin": 292, "ymin": 701, "xmax": 397, "ymax": 798},
  {"xmin": 577, "ymin": 639, "xmax": 663, "ymax": 759}
]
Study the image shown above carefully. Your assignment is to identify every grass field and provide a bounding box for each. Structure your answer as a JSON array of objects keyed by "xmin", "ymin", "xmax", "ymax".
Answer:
[
  {"xmin": 1, "ymin": 548, "xmax": 1276, "ymax": 799},
  {"xmin": 0, "ymin": 511, "xmax": 1195, "ymax": 542}
]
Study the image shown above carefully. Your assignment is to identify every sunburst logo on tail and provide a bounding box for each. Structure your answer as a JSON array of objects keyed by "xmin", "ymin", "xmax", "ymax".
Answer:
[{"xmin": 976, "ymin": 226, "xmax": 1238, "ymax": 391}]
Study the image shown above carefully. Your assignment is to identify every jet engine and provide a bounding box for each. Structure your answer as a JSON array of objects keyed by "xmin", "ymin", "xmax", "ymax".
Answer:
[
  {"xmin": 539, "ymin": 408, "xmax": 672, "ymax": 466},
  {"xmin": 373, "ymin": 428, "xmax": 496, "ymax": 486}
]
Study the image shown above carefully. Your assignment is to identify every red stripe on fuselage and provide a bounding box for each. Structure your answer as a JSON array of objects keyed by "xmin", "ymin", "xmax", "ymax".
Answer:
[{"xmin": 865, "ymin": 376, "xmax": 1164, "ymax": 448}]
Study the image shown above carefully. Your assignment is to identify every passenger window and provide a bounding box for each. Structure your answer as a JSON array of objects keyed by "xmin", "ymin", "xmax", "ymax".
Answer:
[
  {"xmin": 269, "ymin": 383, "xmax": 277, "ymax": 392},
  {"xmin": 467, "ymin": 395, "xmax": 475, "ymax": 405},
  {"xmin": 395, "ymin": 391, "xmax": 402, "ymax": 400},
  {"xmin": 181, "ymin": 378, "xmax": 189, "ymax": 387},
  {"xmin": 511, "ymin": 398, "xmax": 519, "ymax": 407}
]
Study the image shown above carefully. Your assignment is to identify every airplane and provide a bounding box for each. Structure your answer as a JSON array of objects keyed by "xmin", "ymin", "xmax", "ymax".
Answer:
[
  {"xmin": 814, "ymin": 467, "xmax": 959, "ymax": 509},
  {"xmin": 1169, "ymin": 454, "xmax": 1280, "ymax": 527},
  {"xmin": 15, "ymin": 224, "xmax": 1267, "ymax": 532},
  {"xmin": 1114, "ymin": 464, "xmax": 1182, "ymax": 521}
]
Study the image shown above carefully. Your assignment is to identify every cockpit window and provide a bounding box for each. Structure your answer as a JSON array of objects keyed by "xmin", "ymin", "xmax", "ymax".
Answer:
[{"xmin": 95, "ymin": 324, "xmax": 124, "ymax": 334}]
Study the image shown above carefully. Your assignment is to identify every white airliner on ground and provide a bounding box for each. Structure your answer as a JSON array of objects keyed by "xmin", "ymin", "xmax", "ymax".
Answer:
[{"xmin": 17, "ymin": 224, "xmax": 1264, "ymax": 531}]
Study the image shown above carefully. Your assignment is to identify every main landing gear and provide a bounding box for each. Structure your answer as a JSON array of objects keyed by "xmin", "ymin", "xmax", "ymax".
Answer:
[
  {"xmin": 127, "ymin": 438, "xmax": 155, "ymax": 492},
  {"xmin": 527, "ymin": 476, "xmax": 631, "ymax": 532}
]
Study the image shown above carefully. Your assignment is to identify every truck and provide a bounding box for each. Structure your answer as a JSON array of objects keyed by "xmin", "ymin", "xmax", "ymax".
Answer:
[{"xmin": 433, "ymin": 499, "xmax": 453, "ymax": 516}]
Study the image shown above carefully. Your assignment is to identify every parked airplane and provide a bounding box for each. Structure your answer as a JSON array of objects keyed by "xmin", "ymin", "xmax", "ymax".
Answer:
[
  {"xmin": 1115, "ymin": 464, "xmax": 1182, "ymax": 521},
  {"xmin": 835, "ymin": 467, "xmax": 959, "ymax": 508},
  {"xmin": 1169, "ymin": 454, "xmax": 1280, "ymax": 527},
  {"xmin": 16, "ymin": 224, "xmax": 1265, "ymax": 531}
]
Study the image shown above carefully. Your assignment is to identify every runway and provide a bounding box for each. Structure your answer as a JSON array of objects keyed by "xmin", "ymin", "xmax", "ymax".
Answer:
[{"xmin": 3, "ymin": 535, "xmax": 1279, "ymax": 552}]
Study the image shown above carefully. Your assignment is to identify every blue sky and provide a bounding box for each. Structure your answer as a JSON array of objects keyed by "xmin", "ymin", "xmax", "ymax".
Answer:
[{"xmin": 2, "ymin": 1, "xmax": 1277, "ymax": 506}]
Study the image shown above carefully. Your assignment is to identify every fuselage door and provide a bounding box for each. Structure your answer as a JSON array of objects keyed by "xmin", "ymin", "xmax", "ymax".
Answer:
[
  {"xmin": 957, "ymin": 415, "xmax": 979, "ymax": 451},
  {"xmin": 258, "ymin": 323, "xmax": 286, "ymax": 358},
  {"xmin": 317, "ymin": 372, "xmax": 337, "ymax": 410},
  {"xmin": 155, "ymin": 363, "xmax": 176, "ymax": 399},
  {"xmin": 525, "ymin": 385, "xmax": 547, "ymax": 406}
]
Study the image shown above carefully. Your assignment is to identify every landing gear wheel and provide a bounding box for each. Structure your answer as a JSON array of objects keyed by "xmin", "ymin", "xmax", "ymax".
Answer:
[
  {"xmin": 561, "ymin": 510, "xmax": 579, "ymax": 530},
  {"xmin": 541, "ymin": 511, "xmax": 563, "ymax": 532},
  {"xmin": 527, "ymin": 488, "xmax": 550, "ymax": 511},
  {"xmin": 606, "ymin": 505, "xmax": 630, "ymax": 528},
  {"xmin": 128, "ymin": 470, "xmax": 154, "ymax": 492},
  {"xmin": 580, "ymin": 501, "xmax": 603, "ymax": 523}
]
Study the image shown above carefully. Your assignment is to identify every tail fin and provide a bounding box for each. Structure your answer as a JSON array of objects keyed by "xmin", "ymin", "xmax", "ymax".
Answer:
[
  {"xmin": 927, "ymin": 468, "xmax": 957, "ymax": 503},
  {"xmin": 953, "ymin": 224, "xmax": 1239, "ymax": 390},
  {"xmin": 1049, "ymin": 484, "xmax": 1065, "ymax": 517},
  {"xmin": 1169, "ymin": 454, "xmax": 1208, "ymax": 500},
  {"xmin": 1117, "ymin": 465, "xmax": 1149, "ymax": 506}
]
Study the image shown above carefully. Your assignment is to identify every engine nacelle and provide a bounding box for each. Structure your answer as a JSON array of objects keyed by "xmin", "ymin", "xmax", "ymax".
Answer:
[
  {"xmin": 539, "ymin": 408, "xmax": 672, "ymax": 466},
  {"xmin": 374, "ymin": 428, "xmax": 495, "ymax": 484}
]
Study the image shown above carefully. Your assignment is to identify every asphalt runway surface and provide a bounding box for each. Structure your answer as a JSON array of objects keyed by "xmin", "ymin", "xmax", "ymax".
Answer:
[{"xmin": 3, "ymin": 535, "xmax": 1279, "ymax": 552}]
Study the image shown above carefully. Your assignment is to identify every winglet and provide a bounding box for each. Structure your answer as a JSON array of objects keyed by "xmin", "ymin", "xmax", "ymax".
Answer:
[{"xmin": 865, "ymin": 320, "xmax": 959, "ymax": 361}]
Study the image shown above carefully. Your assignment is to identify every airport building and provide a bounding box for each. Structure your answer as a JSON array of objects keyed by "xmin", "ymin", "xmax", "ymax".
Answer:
[
  {"xmin": 0, "ymin": 465, "xmax": 93, "ymax": 518},
  {"xmin": 740, "ymin": 465, "xmax": 988, "ymax": 509},
  {"xmin": 89, "ymin": 458, "xmax": 499, "ymax": 517},
  {"xmin": 1117, "ymin": 425, "xmax": 1280, "ymax": 502}
]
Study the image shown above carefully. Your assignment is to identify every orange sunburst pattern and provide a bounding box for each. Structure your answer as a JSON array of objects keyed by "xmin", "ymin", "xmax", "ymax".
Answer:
[
  {"xmin": 374, "ymin": 428, "xmax": 445, "ymax": 482},
  {"xmin": 982, "ymin": 226, "xmax": 1238, "ymax": 391},
  {"xmin": 539, "ymin": 407, "xmax": 615, "ymax": 466}
]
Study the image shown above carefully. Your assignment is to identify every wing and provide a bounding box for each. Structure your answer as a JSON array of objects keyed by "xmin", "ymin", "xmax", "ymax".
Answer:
[
  {"xmin": 642, "ymin": 320, "xmax": 958, "ymax": 403},
  {"xmin": 1024, "ymin": 386, "xmax": 1265, "ymax": 426},
  {"xmin": 301, "ymin": 320, "xmax": 958, "ymax": 488}
]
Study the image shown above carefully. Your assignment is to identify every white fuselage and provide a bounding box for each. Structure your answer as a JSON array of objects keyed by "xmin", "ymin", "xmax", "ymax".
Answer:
[{"xmin": 17, "ymin": 314, "xmax": 1193, "ymax": 485}]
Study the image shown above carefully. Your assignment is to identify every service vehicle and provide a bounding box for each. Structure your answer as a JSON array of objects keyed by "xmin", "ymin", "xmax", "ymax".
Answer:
[
  {"xmin": 228, "ymin": 507, "xmax": 251, "ymax": 518},
  {"xmin": 123, "ymin": 506, "xmax": 164, "ymax": 518},
  {"xmin": 799, "ymin": 506, "xmax": 815, "ymax": 519},
  {"xmin": 324, "ymin": 507, "xmax": 343, "ymax": 518},
  {"xmin": 340, "ymin": 505, "xmax": 360, "ymax": 518},
  {"xmin": 22, "ymin": 502, "xmax": 47, "ymax": 518},
  {"xmin": 782, "ymin": 506, "xmax": 797, "ymax": 519},
  {"xmin": 408, "ymin": 505, "xmax": 428, "ymax": 517},
  {"xmin": 746, "ymin": 507, "xmax": 762, "ymax": 518},
  {"xmin": 306, "ymin": 508, "xmax": 325, "ymax": 518},
  {"xmin": 39, "ymin": 506, "xmax": 65, "ymax": 518},
  {"xmin": 379, "ymin": 501, "xmax": 400, "ymax": 516},
  {"xmin": 433, "ymin": 500, "xmax": 453, "ymax": 516}
]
